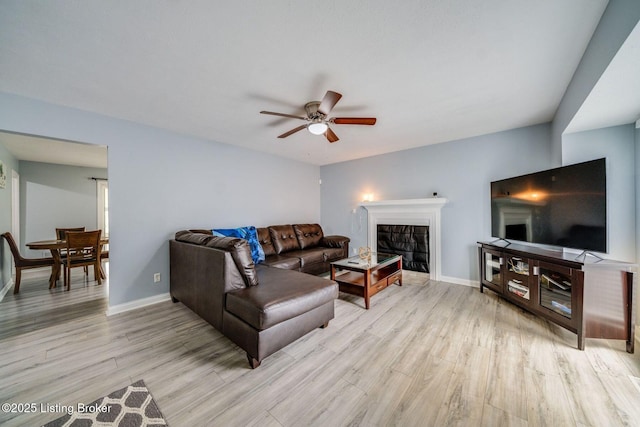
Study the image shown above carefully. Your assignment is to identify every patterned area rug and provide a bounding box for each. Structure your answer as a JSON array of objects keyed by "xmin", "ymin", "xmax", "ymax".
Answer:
[{"xmin": 43, "ymin": 380, "xmax": 168, "ymax": 427}]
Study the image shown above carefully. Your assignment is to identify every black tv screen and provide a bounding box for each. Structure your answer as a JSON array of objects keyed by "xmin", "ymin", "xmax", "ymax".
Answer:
[{"xmin": 491, "ymin": 158, "xmax": 607, "ymax": 252}]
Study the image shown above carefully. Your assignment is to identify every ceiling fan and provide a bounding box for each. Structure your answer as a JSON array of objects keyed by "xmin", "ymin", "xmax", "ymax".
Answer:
[{"xmin": 260, "ymin": 90, "xmax": 376, "ymax": 143}]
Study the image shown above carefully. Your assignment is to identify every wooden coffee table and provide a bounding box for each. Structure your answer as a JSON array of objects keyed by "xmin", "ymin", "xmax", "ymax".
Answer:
[{"xmin": 330, "ymin": 253, "xmax": 402, "ymax": 309}]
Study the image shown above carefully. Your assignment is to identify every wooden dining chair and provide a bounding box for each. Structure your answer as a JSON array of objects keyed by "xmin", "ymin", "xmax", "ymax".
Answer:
[
  {"xmin": 56, "ymin": 227, "xmax": 86, "ymax": 241},
  {"xmin": 1, "ymin": 232, "xmax": 55, "ymax": 294},
  {"xmin": 56, "ymin": 227, "xmax": 88, "ymax": 276},
  {"xmin": 62, "ymin": 230, "xmax": 102, "ymax": 290},
  {"xmin": 57, "ymin": 227, "xmax": 87, "ymax": 264}
]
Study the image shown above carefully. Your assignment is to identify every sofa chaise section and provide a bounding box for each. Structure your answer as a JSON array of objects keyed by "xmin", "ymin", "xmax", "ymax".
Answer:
[
  {"xmin": 223, "ymin": 265, "xmax": 337, "ymax": 368},
  {"xmin": 170, "ymin": 230, "xmax": 339, "ymax": 368}
]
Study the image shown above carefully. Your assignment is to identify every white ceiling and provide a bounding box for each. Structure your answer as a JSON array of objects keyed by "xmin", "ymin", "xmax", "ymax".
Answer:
[
  {"xmin": 1, "ymin": 0, "xmax": 632, "ymax": 167},
  {"xmin": 0, "ymin": 132, "xmax": 107, "ymax": 169}
]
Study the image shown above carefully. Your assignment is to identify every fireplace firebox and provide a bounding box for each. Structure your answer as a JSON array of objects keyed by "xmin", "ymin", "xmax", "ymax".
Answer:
[{"xmin": 377, "ymin": 224, "xmax": 429, "ymax": 272}]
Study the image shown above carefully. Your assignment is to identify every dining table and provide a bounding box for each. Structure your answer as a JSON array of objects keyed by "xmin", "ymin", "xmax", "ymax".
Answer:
[{"xmin": 26, "ymin": 238, "xmax": 109, "ymax": 289}]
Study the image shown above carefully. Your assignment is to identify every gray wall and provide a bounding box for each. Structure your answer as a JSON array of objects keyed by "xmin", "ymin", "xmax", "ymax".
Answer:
[
  {"xmin": 637, "ymin": 124, "xmax": 640, "ymax": 267},
  {"xmin": 320, "ymin": 123, "xmax": 552, "ymax": 283},
  {"xmin": 637, "ymin": 123, "xmax": 640, "ymax": 333},
  {"xmin": 0, "ymin": 142, "xmax": 19, "ymax": 291},
  {"xmin": 18, "ymin": 161, "xmax": 107, "ymax": 257},
  {"xmin": 562, "ymin": 124, "xmax": 637, "ymax": 262},
  {"xmin": 0, "ymin": 92, "xmax": 321, "ymax": 307}
]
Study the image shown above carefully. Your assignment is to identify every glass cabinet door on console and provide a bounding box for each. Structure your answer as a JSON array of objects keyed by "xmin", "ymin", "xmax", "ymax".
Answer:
[
  {"xmin": 504, "ymin": 255, "xmax": 534, "ymax": 305},
  {"xmin": 535, "ymin": 261, "xmax": 579, "ymax": 330},
  {"xmin": 481, "ymin": 248, "xmax": 504, "ymax": 293}
]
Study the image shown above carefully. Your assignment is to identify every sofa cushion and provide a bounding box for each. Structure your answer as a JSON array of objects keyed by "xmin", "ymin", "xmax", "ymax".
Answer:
[
  {"xmin": 269, "ymin": 225, "xmax": 301, "ymax": 254},
  {"xmin": 284, "ymin": 248, "xmax": 326, "ymax": 267},
  {"xmin": 204, "ymin": 236, "xmax": 259, "ymax": 287},
  {"xmin": 175, "ymin": 230, "xmax": 215, "ymax": 245},
  {"xmin": 257, "ymin": 227, "xmax": 276, "ymax": 256},
  {"xmin": 188, "ymin": 229, "xmax": 214, "ymax": 235},
  {"xmin": 321, "ymin": 235, "xmax": 350, "ymax": 248},
  {"xmin": 293, "ymin": 224, "xmax": 324, "ymax": 249},
  {"xmin": 322, "ymin": 247, "xmax": 345, "ymax": 262},
  {"xmin": 262, "ymin": 255, "xmax": 301, "ymax": 270},
  {"xmin": 213, "ymin": 226, "xmax": 265, "ymax": 264},
  {"xmin": 225, "ymin": 265, "xmax": 338, "ymax": 330}
]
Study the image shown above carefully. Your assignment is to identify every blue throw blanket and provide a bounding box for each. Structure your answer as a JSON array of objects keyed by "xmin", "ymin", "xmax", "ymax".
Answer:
[{"xmin": 212, "ymin": 226, "xmax": 265, "ymax": 264}]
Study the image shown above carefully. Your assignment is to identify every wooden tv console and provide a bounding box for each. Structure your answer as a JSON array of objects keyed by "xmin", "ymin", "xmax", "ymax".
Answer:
[{"xmin": 478, "ymin": 241, "xmax": 636, "ymax": 353}]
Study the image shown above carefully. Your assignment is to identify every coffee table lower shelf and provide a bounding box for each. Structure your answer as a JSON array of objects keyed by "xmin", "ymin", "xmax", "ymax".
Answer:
[{"xmin": 332, "ymin": 265, "xmax": 402, "ymax": 309}]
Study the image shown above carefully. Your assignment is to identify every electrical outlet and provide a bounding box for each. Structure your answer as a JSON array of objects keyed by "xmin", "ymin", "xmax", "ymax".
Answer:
[{"xmin": 153, "ymin": 273, "xmax": 161, "ymax": 283}]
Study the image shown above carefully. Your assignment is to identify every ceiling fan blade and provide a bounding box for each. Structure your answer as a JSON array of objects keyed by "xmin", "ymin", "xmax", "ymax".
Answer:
[
  {"xmin": 317, "ymin": 91, "xmax": 343, "ymax": 115},
  {"xmin": 332, "ymin": 117, "xmax": 377, "ymax": 125},
  {"xmin": 278, "ymin": 124, "xmax": 307, "ymax": 138},
  {"xmin": 260, "ymin": 111, "xmax": 308, "ymax": 121},
  {"xmin": 325, "ymin": 127, "xmax": 339, "ymax": 143}
]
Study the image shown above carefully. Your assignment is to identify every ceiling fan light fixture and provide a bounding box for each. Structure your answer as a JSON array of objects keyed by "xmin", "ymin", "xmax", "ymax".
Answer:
[{"xmin": 307, "ymin": 122, "xmax": 328, "ymax": 135}]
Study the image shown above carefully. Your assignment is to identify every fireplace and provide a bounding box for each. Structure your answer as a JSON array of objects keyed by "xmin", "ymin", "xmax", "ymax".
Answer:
[
  {"xmin": 377, "ymin": 224, "xmax": 429, "ymax": 272},
  {"xmin": 361, "ymin": 198, "xmax": 447, "ymax": 281}
]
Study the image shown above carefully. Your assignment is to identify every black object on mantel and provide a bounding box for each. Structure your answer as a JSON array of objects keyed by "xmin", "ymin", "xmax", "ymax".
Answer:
[{"xmin": 478, "ymin": 241, "xmax": 635, "ymax": 353}]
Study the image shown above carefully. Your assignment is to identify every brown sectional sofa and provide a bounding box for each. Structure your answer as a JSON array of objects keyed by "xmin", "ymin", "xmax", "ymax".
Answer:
[{"xmin": 170, "ymin": 224, "xmax": 350, "ymax": 368}]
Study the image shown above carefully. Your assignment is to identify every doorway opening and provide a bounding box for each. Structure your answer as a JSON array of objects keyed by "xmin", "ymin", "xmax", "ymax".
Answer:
[{"xmin": 0, "ymin": 131, "xmax": 109, "ymax": 337}]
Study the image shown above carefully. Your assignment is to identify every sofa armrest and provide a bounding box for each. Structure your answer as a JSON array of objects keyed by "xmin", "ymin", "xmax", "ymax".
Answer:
[
  {"xmin": 170, "ymin": 240, "xmax": 245, "ymax": 330},
  {"xmin": 321, "ymin": 235, "xmax": 351, "ymax": 248}
]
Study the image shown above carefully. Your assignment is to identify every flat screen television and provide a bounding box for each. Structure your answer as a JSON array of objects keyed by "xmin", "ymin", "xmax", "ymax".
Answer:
[{"xmin": 490, "ymin": 158, "xmax": 607, "ymax": 252}]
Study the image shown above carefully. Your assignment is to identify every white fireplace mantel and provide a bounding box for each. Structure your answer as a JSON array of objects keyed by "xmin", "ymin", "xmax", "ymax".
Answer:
[{"xmin": 360, "ymin": 198, "xmax": 448, "ymax": 281}]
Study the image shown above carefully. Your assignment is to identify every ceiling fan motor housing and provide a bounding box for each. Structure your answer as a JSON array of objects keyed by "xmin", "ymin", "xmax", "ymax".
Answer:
[{"xmin": 304, "ymin": 101, "xmax": 325, "ymax": 121}]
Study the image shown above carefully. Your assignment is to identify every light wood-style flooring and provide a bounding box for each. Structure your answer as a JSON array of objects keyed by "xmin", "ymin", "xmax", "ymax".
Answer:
[{"xmin": 1, "ymin": 270, "xmax": 639, "ymax": 426}]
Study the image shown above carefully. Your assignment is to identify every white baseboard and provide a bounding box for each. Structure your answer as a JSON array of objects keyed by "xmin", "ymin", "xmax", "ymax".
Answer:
[
  {"xmin": 0, "ymin": 278, "xmax": 14, "ymax": 302},
  {"xmin": 106, "ymin": 292, "xmax": 172, "ymax": 316},
  {"xmin": 400, "ymin": 270, "xmax": 479, "ymax": 288},
  {"xmin": 440, "ymin": 275, "xmax": 480, "ymax": 288}
]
